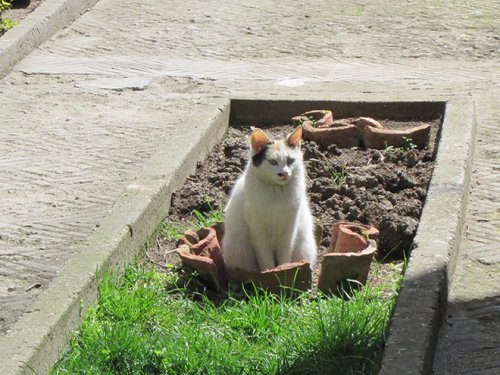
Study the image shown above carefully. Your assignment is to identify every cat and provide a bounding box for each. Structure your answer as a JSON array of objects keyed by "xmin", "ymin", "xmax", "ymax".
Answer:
[{"xmin": 222, "ymin": 126, "xmax": 317, "ymax": 272}]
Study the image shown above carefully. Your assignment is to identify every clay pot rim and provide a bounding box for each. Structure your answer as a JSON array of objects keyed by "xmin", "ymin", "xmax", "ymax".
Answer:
[
  {"xmin": 227, "ymin": 259, "xmax": 311, "ymax": 276},
  {"xmin": 295, "ymin": 109, "xmax": 332, "ymax": 119},
  {"xmin": 177, "ymin": 244, "xmax": 215, "ymax": 260},
  {"xmin": 292, "ymin": 110, "xmax": 334, "ymax": 128},
  {"xmin": 302, "ymin": 122, "xmax": 357, "ymax": 132},
  {"xmin": 333, "ymin": 220, "xmax": 380, "ymax": 235},
  {"xmin": 178, "ymin": 225, "xmax": 311, "ymax": 274},
  {"xmin": 364, "ymin": 122, "xmax": 430, "ymax": 136},
  {"xmin": 325, "ymin": 239, "xmax": 377, "ymax": 257}
]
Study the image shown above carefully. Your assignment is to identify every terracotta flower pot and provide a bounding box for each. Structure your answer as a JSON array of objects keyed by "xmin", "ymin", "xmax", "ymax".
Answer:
[
  {"xmin": 227, "ymin": 261, "xmax": 312, "ymax": 294},
  {"xmin": 329, "ymin": 221, "xmax": 379, "ymax": 253},
  {"xmin": 293, "ymin": 113, "xmax": 384, "ymax": 148},
  {"xmin": 318, "ymin": 240, "xmax": 377, "ymax": 293},
  {"xmin": 351, "ymin": 117, "xmax": 384, "ymax": 144},
  {"xmin": 292, "ymin": 110, "xmax": 358, "ymax": 148},
  {"xmin": 177, "ymin": 224, "xmax": 227, "ymax": 291},
  {"xmin": 352, "ymin": 117, "xmax": 384, "ymax": 131},
  {"xmin": 292, "ymin": 110, "xmax": 334, "ymax": 128},
  {"xmin": 364, "ymin": 122, "xmax": 431, "ymax": 149},
  {"xmin": 302, "ymin": 122, "xmax": 358, "ymax": 148},
  {"xmin": 177, "ymin": 223, "xmax": 313, "ymax": 293},
  {"xmin": 318, "ymin": 221, "xmax": 378, "ymax": 293}
]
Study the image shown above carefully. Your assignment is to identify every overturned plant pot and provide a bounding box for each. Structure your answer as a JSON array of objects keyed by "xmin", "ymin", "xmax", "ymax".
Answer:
[
  {"xmin": 177, "ymin": 224, "xmax": 312, "ymax": 293},
  {"xmin": 177, "ymin": 223, "xmax": 227, "ymax": 291},
  {"xmin": 364, "ymin": 122, "xmax": 431, "ymax": 149},
  {"xmin": 318, "ymin": 221, "xmax": 378, "ymax": 294}
]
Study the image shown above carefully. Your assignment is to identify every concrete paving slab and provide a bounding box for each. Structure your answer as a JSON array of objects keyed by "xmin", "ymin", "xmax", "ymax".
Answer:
[{"xmin": 0, "ymin": 0, "xmax": 99, "ymax": 78}]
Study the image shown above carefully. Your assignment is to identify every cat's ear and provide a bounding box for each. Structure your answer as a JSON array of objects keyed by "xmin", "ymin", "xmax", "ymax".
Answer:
[
  {"xmin": 286, "ymin": 126, "xmax": 302, "ymax": 149},
  {"xmin": 251, "ymin": 128, "xmax": 271, "ymax": 153}
]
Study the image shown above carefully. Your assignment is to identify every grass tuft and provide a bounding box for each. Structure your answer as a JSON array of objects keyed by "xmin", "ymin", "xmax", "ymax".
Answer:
[
  {"xmin": 383, "ymin": 136, "xmax": 417, "ymax": 152},
  {"xmin": 324, "ymin": 162, "xmax": 348, "ymax": 186},
  {"xmin": 0, "ymin": 0, "xmax": 16, "ymax": 36},
  {"xmin": 159, "ymin": 196, "xmax": 224, "ymax": 241}
]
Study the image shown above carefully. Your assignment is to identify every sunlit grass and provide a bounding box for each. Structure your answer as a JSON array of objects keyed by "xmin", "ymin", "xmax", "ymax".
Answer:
[{"xmin": 52, "ymin": 264, "xmax": 400, "ymax": 375}]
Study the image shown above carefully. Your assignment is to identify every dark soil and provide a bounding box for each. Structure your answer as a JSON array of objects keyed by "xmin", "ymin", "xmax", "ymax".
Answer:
[{"xmin": 153, "ymin": 116, "xmax": 441, "ymax": 272}]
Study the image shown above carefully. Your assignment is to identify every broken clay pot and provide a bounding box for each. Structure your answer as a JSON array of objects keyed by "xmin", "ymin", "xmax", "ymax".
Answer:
[
  {"xmin": 352, "ymin": 117, "xmax": 384, "ymax": 131},
  {"xmin": 293, "ymin": 110, "xmax": 357, "ymax": 148},
  {"xmin": 318, "ymin": 240, "xmax": 377, "ymax": 294},
  {"xmin": 177, "ymin": 223, "xmax": 227, "ymax": 291},
  {"xmin": 351, "ymin": 117, "xmax": 384, "ymax": 144},
  {"xmin": 364, "ymin": 122, "xmax": 431, "ymax": 149},
  {"xmin": 330, "ymin": 221, "xmax": 379, "ymax": 253},
  {"xmin": 294, "ymin": 112, "xmax": 384, "ymax": 148},
  {"xmin": 302, "ymin": 122, "xmax": 358, "ymax": 148},
  {"xmin": 177, "ymin": 224, "xmax": 312, "ymax": 293},
  {"xmin": 318, "ymin": 221, "xmax": 378, "ymax": 294},
  {"xmin": 227, "ymin": 261, "xmax": 312, "ymax": 294},
  {"xmin": 292, "ymin": 110, "xmax": 334, "ymax": 128}
]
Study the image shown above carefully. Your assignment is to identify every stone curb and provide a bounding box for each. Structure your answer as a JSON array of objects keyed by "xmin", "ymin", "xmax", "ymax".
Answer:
[
  {"xmin": 0, "ymin": 0, "xmax": 100, "ymax": 79},
  {"xmin": 0, "ymin": 98, "xmax": 230, "ymax": 375},
  {"xmin": 379, "ymin": 98, "xmax": 476, "ymax": 374}
]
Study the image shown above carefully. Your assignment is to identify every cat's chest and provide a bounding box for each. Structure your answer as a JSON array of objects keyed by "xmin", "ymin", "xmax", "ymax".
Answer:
[{"xmin": 245, "ymin": 184, "xmax": 299, "ymax": 215}]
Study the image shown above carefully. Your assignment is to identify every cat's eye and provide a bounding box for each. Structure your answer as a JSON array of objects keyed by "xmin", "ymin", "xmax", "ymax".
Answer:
[
  {"xmin": 286, "ymin": 157, "xmax": 295, "ymax": 165},
  {"xmin": 268, "ymin": 159, "xmax": 278, "ymax": 166}
]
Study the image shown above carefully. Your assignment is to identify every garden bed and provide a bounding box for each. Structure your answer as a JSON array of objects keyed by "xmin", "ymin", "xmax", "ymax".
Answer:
[{"xmin": 151, "ymin": 113, "xmax": 441, "ymax": 291}]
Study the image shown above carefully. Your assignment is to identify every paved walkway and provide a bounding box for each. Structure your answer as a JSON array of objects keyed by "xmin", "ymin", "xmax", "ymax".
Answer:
[{"xmin": 0, "ymin": 0, "xmax": 498, "ymax": 373}]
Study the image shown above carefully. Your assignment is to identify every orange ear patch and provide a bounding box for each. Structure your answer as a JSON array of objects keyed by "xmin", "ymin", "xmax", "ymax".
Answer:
[
  {"xmin": 287, "ymin": 126, "xmax": 303, "ymax": 149},
  {"xmin": 251, "ymin": 128, "xmax": 271, "ymax": 152}
]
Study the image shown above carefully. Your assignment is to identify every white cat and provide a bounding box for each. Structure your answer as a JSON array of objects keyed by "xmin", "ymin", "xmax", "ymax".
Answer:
[{"xmin": 222, "ymin": 126, "xmax": 317, "ymax": 272}]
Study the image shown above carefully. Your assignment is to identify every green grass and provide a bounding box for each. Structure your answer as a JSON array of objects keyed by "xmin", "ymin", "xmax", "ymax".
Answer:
[
  {"xmin": 51, "ymin": 265, "xmax": 400, "ymax": 375},
  {"xmin": 324, "ymin": 163, "xmax": 347, "ymax": 186},
  {"xmin": 0, "ymin": 0, "xmax": 16, "ymax": 36},
  {"xmin": 191, "ymin": 198, "xmax": 224, "ymax": 229},
  {"xmin": 383, "ymin": 136, "xmax": 417, "ymax": 152},
  {"xmin": 159, "ymin": 197, "xmax": 224, "ymax": 241}
]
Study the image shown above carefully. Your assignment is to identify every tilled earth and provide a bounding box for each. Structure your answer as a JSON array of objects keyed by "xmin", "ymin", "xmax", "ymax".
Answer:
[{"xmin": 159, "ymin": 117, "xmax": 441, "ymax": 264}]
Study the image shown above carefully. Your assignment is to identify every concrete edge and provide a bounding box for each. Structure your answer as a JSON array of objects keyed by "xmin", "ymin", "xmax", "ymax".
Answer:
[
  {"xmin": 0, "ymin": 0, "xmax": 99, "ymax": 79},
  {"xmin": 0, "ymin": 97, "xmax": 230, "ymax": 375},
  {"xmin": 379, "ymin": 97, "xmax": 477, "ymax": 374}
]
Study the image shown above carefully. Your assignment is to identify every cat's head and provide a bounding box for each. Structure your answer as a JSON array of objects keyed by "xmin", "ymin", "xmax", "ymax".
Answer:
[{"xmin": 249, "ymin": 126, "xmax": 303, "ymax": 185}]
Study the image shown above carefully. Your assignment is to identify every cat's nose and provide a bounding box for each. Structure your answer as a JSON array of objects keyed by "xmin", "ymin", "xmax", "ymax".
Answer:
[{"xmin": 277, "ymin": 172, "xmax": 289, "ymax": 180}]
